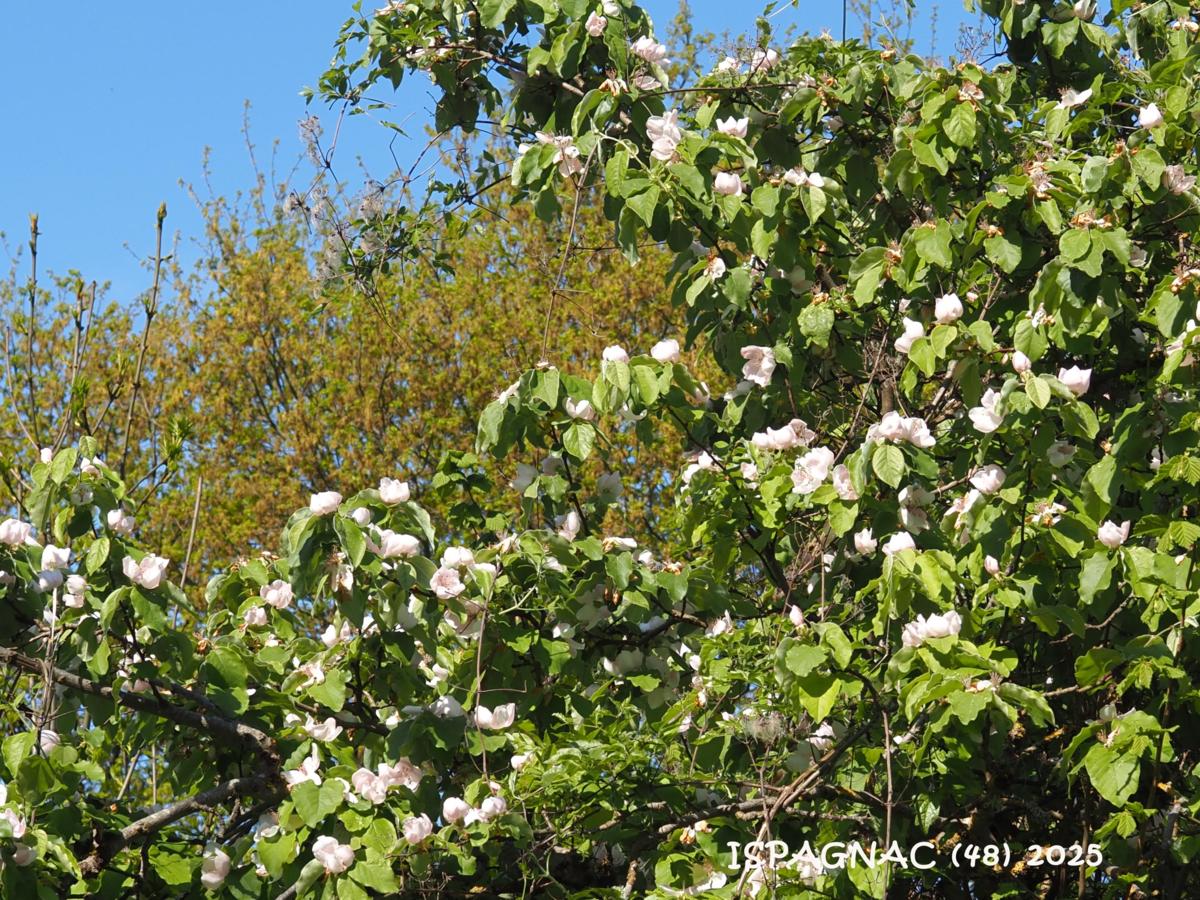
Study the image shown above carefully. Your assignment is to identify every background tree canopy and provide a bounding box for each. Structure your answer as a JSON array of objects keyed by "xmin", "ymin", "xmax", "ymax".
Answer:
[{"xmin": 1, "ymin": 0, "xmax": 1199, "ymax": 897}]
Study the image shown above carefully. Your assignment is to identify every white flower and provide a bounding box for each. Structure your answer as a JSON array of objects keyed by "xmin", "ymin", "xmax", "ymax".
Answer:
[
  {"xmin": 430, "ymin": 566, "xmax": 465, "ymax": 599},
  {"xmin": 705, "ymin": 257, "xmax": 727, "ymax": 279},
  {"xmin": 402, "ymin": 813, "xmax": 434, "ymax": 844},
  {"xmin": 439, "ymin": 546, "xmax": 473, "ymax": 570},
  {"xmin": 715, "ymin": 116, "xmax": 748, "ymax": 138},
  {"xmin": 350, "ymin": 507, "xmax": 372, "ymax": 527},
  {"xmin": 716, "ymin": 55, "xmax": 741, "ymax": 73},
  {"xmin": 740, "ymin": 461, "xmax": 759, "ymax": 484},
  {"xmin": 200, "ymin": 848, "xmax": 232, "ymax": 890},
  {"xmin": 970, "ymin": 465, "xmax": 1006, "ymax": 494},
  {"xmin": 749, "ymin": 47, "xmax": 779, "ymax": 72},
  {"xmin": 1012, "ymin": 350, "xmax": 1032, "ymax": 374},
  {"xmin": 740, "ymin": 345, "xmax": 776, "ymax": 386},
  {"xmin": 832, "ymin": 465, "xmax": 858, "ymax": 501},
  {"xmin": 379, "ymin": 477, "xmax": 411, "ymax": 505},
  {"xmin": 36, "ymin": 569, "xmax": 63, "ymax": 593},
  {"xmin": 261, "ymin": 580, "xmax": 294, "ymax": 609},
  {"xmin": 631, "ymin": 35, "xmax": 669, "ymax": 64},
  {"xmin": 41, "ymin": 544, "xmax": 70, "ymax": 570},
  {"xmin": 556, "ymin": 510, "xmax": 582, "ymax": 541},
  {"xmin": 1097, "ymin": 520, "xmax": 1131, "ymax": 549},
  {"xmin": 39, "ymin": 729, "xmax": 60, "ymax": 754},
  {"xmin": 1048, "ymin": 441, "xmax": 1076, "ymax": 467},
  {"xmin": 305, "ymin": 715, "xmax": 344, "ymax": 742},
  {"xmin": 106, "ymin": 508, "xmax": 135, "ymax": 535},
  {"xmin": 39, "ymin": 447, "xmax": 53, "ymax": 464},
  {"xmin": 285, "ymin": 748, "xmax": 322, "ymax": 787},
  {"xmin": 244, "ymin": 606, "xmax": 268, "ymax": 627},
  {"xmin": 378, "ymin": 758, "xmax": 422, "ymax": 790},
  {"xmin": 431, "ymin": 695, "xmax": 465, "ymax": 718},
  {"xmin": 651, "ymin": 339, "xmax": 680, "ymax": 363},
  {"xmin": 478, "ymin": 795, "xmax": 508, "ymax": 821},
  {"xmin": 882, "ymin": 532, "xmax": 916, "ymax": 555},
  {"xmin": 473, "ymin": 702, "xmax": 517, "ymax": 730},
  {"xmin": 79, "ymin": 456, "xmax": 104, "ymax": 476},
  {"xmin": 1139, "ymin": 103, "xmax": 1164, "ymax": 129},
  {"xmin": 596, "ymin": 472, "xmax": 623, "ymax": 501},
  {"xmin": 534, "ymin": 131, "xmax": 583, "ymax": 177},
  {"xmin": 0, "ymin": 518, "xmax": 34, "ymax": 547},
  {"xmin": 1056, "ymin": 87, "xmax": 1093, "ymax": 109},
  {"xmin": 682, "ymin": 451, "xmax": 717, "ymax": 485},
  {"xmin": 565, "ymin": 397, "xmax": 596, "ymax": 421},
  {"xmin": 968, "ymin": 389, "xmax": 1004, "ymax": 434},
  {"xmin": 984, "ymin": 555, "xmax": 1001, "ymax": 576},
  {"xmin": 602, "ymin": 345, "xmax": 630, "ymax": 363},
  {"xmin": 646, "ymin": 110, "xmax": 682, "ymax": 161},
  {"xmin": 309, "ymin": 491, "xmax": 342, "ymax": 515},
  {"xmin": 312, "ymin": 835, "xmax": 354, "ymax": 874},
  {"xmin": 854, "ymin": 528, "xmax": 877, "ymax": 556},
  {"xmin": 370, "ymin": 529, "xmax": 421, "ymax": 559},
  {"xmin": 898, "ymin": 484, "xmax": 934, "ymax": 534},
  {"xmin": 809, "ymin": 721, "xmax": 835, "ymax": 752},
  {"xmin": 1057, "ymin": 365, "xmax": 1092, "ymax": 396},
  {"xmin": 1, "ymin": 809, "xmax": 26, "ymax": 839},
  {"xmin": 782, "ymin": 167, "xmax": 824, "ymax": 188},
  {"xmin": 867, "ymin": 412, "xmax": 937, "ymax": 448},
  {"xmin": 901, "ymin": 610, "xmax": 963, "ymax": 648},
  {"xmin": 122, "ymin": 554, "xmax": 170, "ymax": 590},
  {"xmin": 585, "ymin": 10, "xmax": 606, "ymax": 36},
  {"xmin": 511, "ymin": 463, "xmax": 537, "ymax": 492},
  {"xmin": 790, "ymin": 447, "xmax": 836, "ymax": 494},
  {"xmin": 946, "ymin": 488, "xmax": 982, "ymax": 530},
  {"xmin": 713, "ymin": 172, "xmax": 745, "ymax": 197},
  {"xmin": 1164, "ymin": 165, "xmax": 1196, "ymax": 194},
  {"xmin": 934, "ymin": 293, "xmax": 963, "ymax": 324},
  {"xmin": 351, "ymin": 768, "xmax": 388, "ymax": 805},
  {"xmin": 443, "ymin": 796, "xmax": 472, "ymax": 823},
  {"xmin": 894, "ymin": 317, "xmax": 925, "ymax": 354},
  {"xmin": 788, "ymin": 605, "xmax": 805, "ymax": 628}
]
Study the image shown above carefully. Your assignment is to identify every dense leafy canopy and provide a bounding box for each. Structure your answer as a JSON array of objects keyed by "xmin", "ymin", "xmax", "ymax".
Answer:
[{"xmin": 2, "ymin": 0, "xmax": 1200, "ymax": 897}]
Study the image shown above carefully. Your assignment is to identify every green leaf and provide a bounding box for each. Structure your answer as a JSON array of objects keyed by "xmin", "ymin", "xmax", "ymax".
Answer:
[
  {"xmin": 309, "ymin": 667, "xmax": 350, "ymax": 711},
  {"xmin": 913, "ymin": 221, "xmax": 953, "ymax": 269},
  {"xmin": 872, "ymin": 444, "xmax": 906, "ymax": 488},
  {"xmin": 797, "ymin": 303, "xmax": 834, "ymax": 347},
  {"xmin": 1084, "ymin": 744, "xmax": 1139, "ymax": 806},
  {"xmin": 1025, "ymin": 375, "xmax": 1051, "ymax": 409},
  {"xmin": 1079, "ymin": 551, "xmax": 1115, "ymax": 605},
  {"xmin": 562, "ymin": 422, "xmax": 595, "ymax": 460},
  {"xmin": 943, "ymin": 103, "xmax": 977, "ymax": 146},
  {"xmin": 984, "ymin": 234, "xmax": 1021, "ymax": 273},
  {"xmin": 3, "ymin": 732, "xmax": 35, "ymax": 780},
  {"xmin": 626, "ymin": 186, "xmax": 661, "ymax": 228},
  {"xmin": 911, "ymin": 138, "xmax": 948, "ymax": 175}
]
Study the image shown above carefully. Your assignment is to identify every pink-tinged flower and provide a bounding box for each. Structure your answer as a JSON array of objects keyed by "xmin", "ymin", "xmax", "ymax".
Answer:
[
  {"xmin": 631, "ymin": 35, "xmax": 669, "ymax": 64},
  {"xmin": 285, "ymin": 748, "xmax": 322, "ymax": 787},
  {"xmin": 1056, "ymin": 87, "xmax": 1092, "ymax": 110},
  {"xmin": 431, "ymin": 695, "xmax": 465, "ymax": 718},
  {"xmin": 1047, "ymin": 441, "xmax": 1076, "ymax": 467},
  {"xmin": 1139, "ymin": 103, "xmax": 1164, "ymax": 129},
  {"xmin": 651, "ymin": 339, "xmax": 680, "ymax": 362},
  {"xmin": 946, "ymin": 488, "xmax": 982, "ymax": 530},
  {"xmin": 740, "ymin": 345, "xmax": 776, "ymax": 386},
  {"xmin": 565, "ymin": 397, "xmax": 596, "ymax": 421},
  {"xmin": 602, "ymin": 345, "xmax": 629, "ymax": 363},
  {"xmin": 1163, "ymin": 165, "xmax": 1196, "ymax": 194},
  {"xmin": 1012, "ymin": 350, "xmax": 1032, "ymax": 374},
  {"xmin": 882, "ymin": 532, "xmax": 916, "ymax": 555},
  {"xmin": 312, "ymin": 835, "xmax": 354, "ymax": 874},
  {"xmin": 41, "ymin": 544, "xmax": 70, "ymax": 571},
  {"xmin": 713, "ymin": 172, "xmax": 745, "ymax": 197},
  {"xmin": 260, "ymin": 580, "xmax": 293, "ymax": 610},
  {"xmin": 295, "ymin": 658, "xmax": 326, "ymax": 687},
  {"xmin": 379, "ymin": 477, "xmax": 411, "ymax": 505},
  {"xmin": 788, "ymin": 605, "xmax": 805, "ymax": 628},
  {"xmin": 585, "ymin": 10, "xmax": 606, "ymax": 36},
  {"xmin": 894, "ymin": 317, "xmax": 925, "ymax": 354},
  {"xmin": 716, "ymin": 55, "xmax": 741, "ymax": 73},
  {"xmin": 107, "ymin": 508, "xmax": 135, "ymax": 535},
  {"xmin": 200, "ymin": 848, "xmax": 232, "ymax": 890},
  {"xmin": 749, "ymin": 47, "xmax": 780, "ymax": 72},
  {"xmin": 369, "ymin": 529, "xmax": 420, "ymax": 559},
  {"xmin": 934, "ymin": 293, "xmax": 963, "ymax": 324},
  {"xmin": 511, "ymin": 751, "xmax": 533, "ymax": 770},
  {"xmin": 534, "ymin": 131, "xmax": 584, "ymax": 177},
  {"xmin": 898, "ymin": 484, "xmax": 933, "ymax": 533},
  {"xmin": 632, "ymin": 74, "xmax": 661, "ymax": 91},
  {"xmin": 473, "ymin": 703, "xmax": 517, "ymax": 730},
  {"xmin": 309, "ymin": 491, "xmax": 342, "ymax": 515},
  {"xmin": 646, "ymin": 110, "xmax": 682, "ymax": 160},
  {"xmin": 79, "ymin": 456, "xmax": 104, "ymax": 476},
  {"xmin": 244, "ymin": 606, "xmax": 268, "ymax": 628},
  {"xmin": 350, "ymin": 506, "xmax": 372, "ymax": 527},
  {"xmin": 443, "ymin": 796, "xmax": 472, "ymax": 823},
  {"xmin": 740, "ymin": 461, "xmax": 759, "ymax": 484},
  {"xmin": 430, "ymin": 566, "xmax": 465, "ymax": 599},
  {"xmin": 1057, "ymin": 365, "xmax": 1091, "ymax": 396},
  {"xmin": 969, "ymin": 464, "xmax": 1006, "ymax": 494},
  {"xmin": 901, "ymin": 610, "xmax": 962, "ymax": 648},
  {"xmin": 375, "ymin": 758, "xmax": 422, "ymax": 791},
  {"xmin": 1, "ymin": 809, "xmax": 27, "ymax": 839},
  {"xmin": 704, "ymin": 256, "xmax": 726, "ymax": 279},
  {"xmin": 984, "ymin": 555, "xmax": 1001, "ymax": 576},
  {"xmin": 402, "ymin": 813, "xmax": 434, "ymax": 844},
  {"xmin": 441, "ymin": 546, "xmax": 475, "ymax": 569},
  {"xmin": 122, "ymin": 554, "xmax": 169, "ymax": 590},
  {"xmin": 476, "ymin": 795, "xmax": 508, "ymax": 822},
  {"xmin": 0, "ymin": 518, "xmax": 35, "ymax": 547},
  {"xmin": 854, "ymin": 528, "xmax": 877, "ymax": 556},
  {"xmin": 10, "ymin": 843, "xmax": 34, "ymax": 867},
  {"xmin": 832, "ymin": 465, "xmax": 858, "ymax": 501},
  {"xmin": 1097, "ymin": 520, "xmax": 1131, "ymax": 549},
  {"xmin": 304, "ymin": 715, "xmax": 344, "ymax": 742},
  {"xmin": 968, "ymin": 389, "xmax": 1004, "ymax": 434},
  {"xmin": 791, "ymin": 447, "xmax": 836, "ymax": 494},
  {"xmin": 715, "ymin": 116, "xmax": 748, "ymax": 138},
  {"xmin": 782, "ymin": 167, "xmax": 824, "ymax": 188},
  {"xmin": 351, "ymin": 768, "xmax": 388, "ymax": 805}
]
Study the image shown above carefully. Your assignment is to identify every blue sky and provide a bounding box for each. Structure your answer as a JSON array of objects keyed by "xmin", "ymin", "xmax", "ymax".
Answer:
[{"xmin": 1, "ymin": 1, "xmax": 976, "ymax": 302}]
